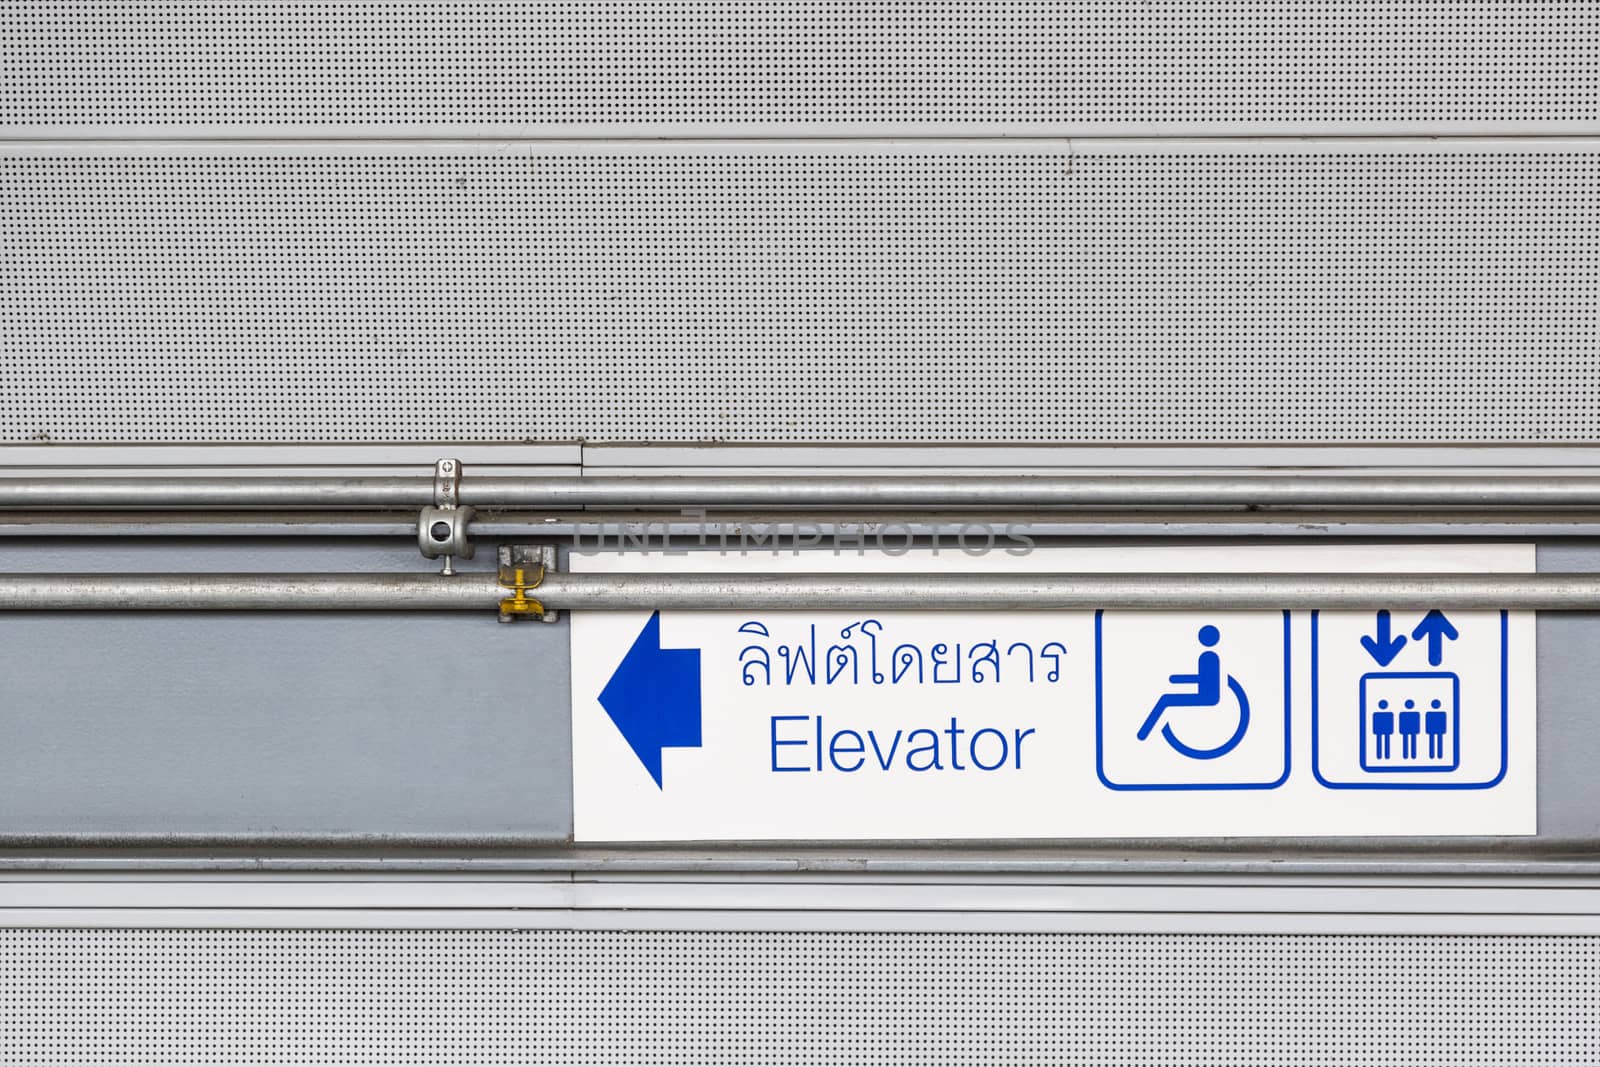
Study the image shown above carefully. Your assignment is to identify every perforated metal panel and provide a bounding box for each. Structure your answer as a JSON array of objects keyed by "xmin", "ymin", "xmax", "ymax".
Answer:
[
  {"xmin": 0, "ymin": 930, "xmax": 1592, "ymax": 1065},
  {"xmin": 2, "ymin": 2, "xmax": 1598, "ymax": 129},
  {"xmin": 2, "ymin": 148, "xmax": 1597, "ymax": 445}
]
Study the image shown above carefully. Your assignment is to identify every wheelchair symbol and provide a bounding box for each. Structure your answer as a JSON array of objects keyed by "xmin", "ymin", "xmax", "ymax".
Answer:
[{"xmin": 1135, "ymin": 624, "xmax": 1251, "ymax": 760}]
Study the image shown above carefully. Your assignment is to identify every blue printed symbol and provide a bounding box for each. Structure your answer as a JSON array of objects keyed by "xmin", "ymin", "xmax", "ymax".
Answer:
[
  {"xmin": 1360, "ymin": 672, "xmax": 1460, "ymax": 772},
  {"xmin": 1359, "ymin": 610, "xmax": 1407, "ymax": 666},
  {"xmin": 1310, "ymin": 608, "xmax": 1508, "ymax": 792},
  {"xmin": 1412, "ymin": 609, "xmax": 1459, "ymax": 666},
  {"xmin": 599, "ymin": 611, "xmax": 703, "ymax": 788},
  {"xmin": 1096, "ymin": 612, "xmax": 1291, "ymax": 792},
  {"xmin": 1357, "ymin": 609, "xmax": 1460, "ymax": 773},
  {"xmin": 1135, "ymin": 625, "xmax": 1251, "ymax": 760}
]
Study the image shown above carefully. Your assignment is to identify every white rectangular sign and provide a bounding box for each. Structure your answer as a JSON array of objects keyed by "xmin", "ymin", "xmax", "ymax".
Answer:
[{"xmin": 570, "ymin": 545, "xmax": 1536, "ymax": 841}]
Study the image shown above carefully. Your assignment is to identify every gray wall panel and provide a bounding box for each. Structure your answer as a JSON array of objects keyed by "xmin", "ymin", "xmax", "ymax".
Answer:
[
  {"xmin": 1535, "ymin": 610, "xmax": 1600, "ymax": 840},
  {"xmin": 5, "ymin": 1, "xmax": 1597, "ymax": 130},
  {"xmin": 3, "ymin": 930, "xmax": 1595, "ymax": 1066},
  {"xmin": 0, "ymin": 540, "xmax": 569, "ymax": 839},
  {"xmin": 1535, "ymin": 544, "xmax": 1600, "ymax": 841},
  {"xmin": 4, "ymin": 149, "xmax": 1598, "ymax": 446}
]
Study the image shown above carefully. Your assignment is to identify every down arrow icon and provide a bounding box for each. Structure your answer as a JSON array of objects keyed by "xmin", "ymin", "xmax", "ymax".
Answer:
[{"xmin": 1360, "ymin": 610, "xmax": 1408, "ymax": 667}]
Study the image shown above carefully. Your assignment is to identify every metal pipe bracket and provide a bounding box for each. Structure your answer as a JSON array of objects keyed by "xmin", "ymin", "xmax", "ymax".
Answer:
[
  {"xmin": 498, "ymin": 544, "xmax": 559, "ymax": 623},
  {"xmin": 419, "ymin": 458, "xmax": 473, "ymax": 575}
]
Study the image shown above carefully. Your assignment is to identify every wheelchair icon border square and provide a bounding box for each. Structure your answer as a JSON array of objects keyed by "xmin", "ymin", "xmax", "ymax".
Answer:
[{"xmin": 1094, "ymin": 611, "xmax": 1293, "ymax": 792}]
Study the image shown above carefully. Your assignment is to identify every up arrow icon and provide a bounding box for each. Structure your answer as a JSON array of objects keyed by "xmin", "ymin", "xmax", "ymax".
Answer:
[
  {"xmin": 1411, "ymin": 610, "xmax": 1460, "ymax": 667},
  {"xmin": 599, "ymin": 611, "xmax": 703, "ymax": 789}
]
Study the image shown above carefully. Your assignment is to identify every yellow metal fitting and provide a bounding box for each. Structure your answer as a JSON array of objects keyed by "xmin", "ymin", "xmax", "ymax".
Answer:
[{"xmin": 497, "ymin": 563, "xmax": 547, "ymax": 621}]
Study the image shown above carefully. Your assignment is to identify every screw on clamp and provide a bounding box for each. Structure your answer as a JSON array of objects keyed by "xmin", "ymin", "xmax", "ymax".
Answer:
[{"xmin": 498, "ymin": 544, "xmax": 560, "ymax": 623}]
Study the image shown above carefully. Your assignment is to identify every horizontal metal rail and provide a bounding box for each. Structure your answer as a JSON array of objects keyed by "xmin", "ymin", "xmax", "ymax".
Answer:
[
  {"xmin": 10, "ymin": 474, "xmax": 1600, "ymax": 511},
  {"xmin": 0, "ymin": 477, "xmax": 432, "ymax": 509},
  {"xmin": 0, "ymin": 574, "xmax": 492, "ymax": 611},
  {"xmin": 10, "ymin": 510, "xmax": 1600, "ymax": 541},
  {"xmin": 0, "ymin": 572, "xmax": 1594, "ymax": 611}
]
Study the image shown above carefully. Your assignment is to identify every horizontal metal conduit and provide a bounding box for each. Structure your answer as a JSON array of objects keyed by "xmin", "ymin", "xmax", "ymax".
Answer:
[
  {"xmin": 0, "ymin": 573, "xmax": 1596, "ymax": 612},
  {"xmin": 11, "ymin": 475, "xmax": 1600, "ymax": 510}
]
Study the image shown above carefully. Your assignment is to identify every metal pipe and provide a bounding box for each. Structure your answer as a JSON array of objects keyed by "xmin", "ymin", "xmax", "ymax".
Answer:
[
  {"xmin": 0, "ymin": 573, "xmax": 496, "ymax": 611},
  {"xmin": 10, "ymin": 474, "xmax": 1600, "ymax": 511},
  {"xmin": 467, "ymin": 475, "xmax": 1600, "ymax": 510},
  {"xmin": 537, "ymin": 572, "xmax": 1600, "ymax": 611},
  {"xmin": 0, "ymin": 572, "xmax": 1596, "ymax": 611},
  {"xmin": 0, "ymin": 477, "xmax": 432, "ymax": 509},
  {"xmin": 13, "ymin": 512, "xmax": 1600, "ymax": 541}
]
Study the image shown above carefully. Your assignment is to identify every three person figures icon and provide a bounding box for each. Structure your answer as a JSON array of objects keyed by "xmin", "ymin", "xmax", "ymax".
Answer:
[
  {"xmin": 1136, "ymin": 624, "xmax": 1251, "ymax": 760},
  {"xmin": 1371, "ymin": 697, "xmax": 1449, "ymax": 761}
]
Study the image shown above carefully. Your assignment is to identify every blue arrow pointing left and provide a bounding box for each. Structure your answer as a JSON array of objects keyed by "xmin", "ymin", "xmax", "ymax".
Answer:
[{"xmin": 598, "ymin": 611, "xmax": 702, "ymax": 788}]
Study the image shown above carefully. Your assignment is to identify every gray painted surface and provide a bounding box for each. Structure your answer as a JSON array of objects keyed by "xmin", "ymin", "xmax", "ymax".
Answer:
[
  {"xmin": 1536, "ymin": 608, "xmax": 1600, "ymax": 840},
  {"xmin": 0, "ymin": 540, "xmax": 569, "ymax": 838},
  {"xmin": 1536, "ymin": 544, "xmax": 1600, "ymax": 841},
  {"xmin": 0, "ymin": 537, "xmax": 1595, "ymax": 848}
]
